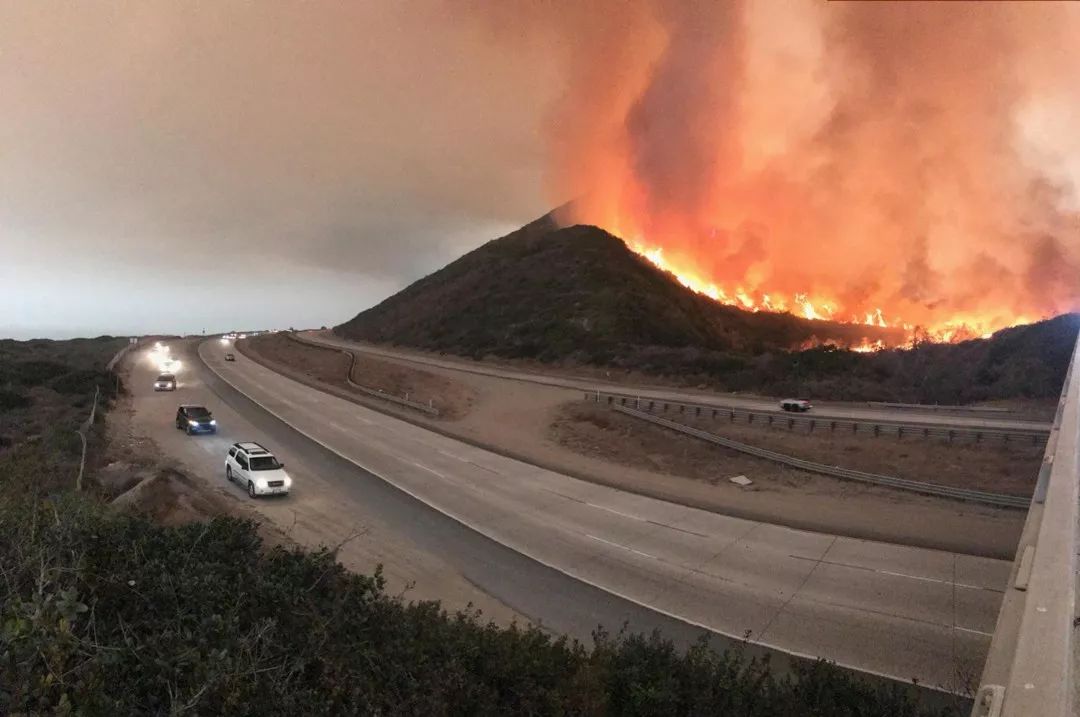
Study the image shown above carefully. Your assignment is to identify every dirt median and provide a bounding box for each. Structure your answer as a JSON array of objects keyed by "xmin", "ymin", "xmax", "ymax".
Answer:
[
  {"xmin": 551, "ymin": 402, "xmax": 1041, "ymax": 498},
  {"xmin": 244, "ymin": 333, "xmax": 477, "ymax": 419}
]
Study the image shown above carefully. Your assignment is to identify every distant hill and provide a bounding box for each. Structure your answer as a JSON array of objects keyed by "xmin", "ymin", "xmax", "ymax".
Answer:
[
  {"xmin": 337, "ymin": 213, "xmax": 899, "ymax": 362},
  {"xmin": 335, "ymin": 213, "xmax": 1079, "ymax": 402}
]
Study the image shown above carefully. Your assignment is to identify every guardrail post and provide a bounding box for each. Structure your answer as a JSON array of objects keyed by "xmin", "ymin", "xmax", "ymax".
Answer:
[
  {"xmin": 748, "ymin": 413, "xmax": 754, "ymax": 424},
  {"xmin": 664, "ymin": 403, "xmax": 669, "ymax": 412},
  {"xmin": 809, "ymin": 419, "xmax": 815, "ymax": 433},
  {"xmin": 730, "ymin": 410, "xmax": 735, "ymax": 422},
  {"xmin": 695, "ymin": 406, "xmax": 701, "ymax": 416},
  {"xmin": 830, "ymin": 420, "xmax": 836, "ymax": 433},
  {"xmin": 897, "ymin": 426, "xmax": 903, "ymax": 440},
  {"xmin": 711, "ymin": 409, "xmax": 717, "ymax": 419},
  {"xmin": 948, "ymin": 429, "xmax": 955, "ymax": 443},
  {"xmin": 873, "ymin": 424, "xmax": 880, "ymax": 437},
  {"xmin": 787, "ymin": 418, "xmax": 794, "ymax": 430},
  {"xmin": 767, "ymin": 415, "xmax": 773, "ymax": 426}
]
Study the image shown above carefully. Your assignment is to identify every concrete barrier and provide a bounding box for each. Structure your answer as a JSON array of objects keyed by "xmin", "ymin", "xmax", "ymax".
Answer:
[{"xmin": 971, "ymin": 333, "xmax": 1080, "ymax": 716}]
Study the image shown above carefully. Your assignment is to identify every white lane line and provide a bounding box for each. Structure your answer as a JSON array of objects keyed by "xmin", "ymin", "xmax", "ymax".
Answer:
[
  {"xmin": 435, "ymin": 448, "xmax": 502, "ymax": 475},
  {"xmin": 437, "ymin": 448, "xmax": 469, "ymax": 462},
  {"xmin": 586, "ymin": 534, "xmax": 658, "ymax": 560},
  {"xmin": 586, "ymin": 502, "xmax": 642, "ymax": 521},
  {"xmin": 542, "ymin": 490, "xmax": 710, "ymax": 539},
  {"xmin": 878, "ymin": 569, "xmax": 992, "ymax": 592},
  {"xmin": 789, "ymin": 554, "xmax": 1003, "ymax": 593},
  {"xmin": 955, "ymin": 625, "xmax": 994, "ymax": 637},
  {"xmin": 411, "ymin": 461, "xmax": 446, "ymax": 479}
]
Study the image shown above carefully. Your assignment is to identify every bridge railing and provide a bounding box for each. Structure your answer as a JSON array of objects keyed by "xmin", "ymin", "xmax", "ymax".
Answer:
[{"xmin": 972, "ymin": 333, "xmax": 1080, "ymax": 717}]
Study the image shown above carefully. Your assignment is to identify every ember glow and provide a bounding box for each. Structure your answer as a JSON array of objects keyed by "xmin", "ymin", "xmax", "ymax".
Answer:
[
  {"xmin": 531, "ymin": 1, "xmax": 1080, "ymax": 346},
  {"xmin": 627, "ymin": 238, "xmax": 1025, "ymax": 345}
]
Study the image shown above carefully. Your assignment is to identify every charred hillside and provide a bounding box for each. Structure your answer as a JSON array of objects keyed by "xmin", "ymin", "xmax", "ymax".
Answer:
[
  {"xmin": 336, "ymin": 214, "xmax": 899, "ymax": 362},
  {"xmin": 335, "ymin": 215, "xmax": 1078, "ymax": 403}
]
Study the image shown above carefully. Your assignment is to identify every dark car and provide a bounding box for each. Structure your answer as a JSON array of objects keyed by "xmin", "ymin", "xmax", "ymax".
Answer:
[
  {"xmin": 176, "ymin": 405, "xmax": 217, "ymax": 434},
  {"xmin": 224, "ymin": 352, "xmax": 235, "ymax": 361},
  {"xmin": 153, "ymin": 373, "xmax": 176, "ymax": 391}
]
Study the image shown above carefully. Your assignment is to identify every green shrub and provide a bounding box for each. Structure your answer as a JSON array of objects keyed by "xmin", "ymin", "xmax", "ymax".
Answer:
[
  {"xmin": 0, "ymin": 493, "xmax": 962, "ymax": 716},
  {"xmin": 0, "ymin": 389, "xmax": 31, "ymax": 411}
]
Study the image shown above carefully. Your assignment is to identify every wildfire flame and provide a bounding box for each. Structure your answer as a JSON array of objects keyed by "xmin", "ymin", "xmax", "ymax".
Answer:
[
  {"xmin": 523, "ymin": 2, "xmax": 1080, "ymax": 349},
  {"xmin": 627, "ymin": 239, "xmax": 1031, "ymax": 347}
]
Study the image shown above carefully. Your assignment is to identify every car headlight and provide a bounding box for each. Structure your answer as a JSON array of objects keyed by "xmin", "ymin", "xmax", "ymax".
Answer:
[
  {"xmin": 188, "ymin": 419, "xmax": 198, "ymax": 426},
  {"xmin": 257, "ymin": 478, "xmax": 268, "ymax": 488},
  {"xmin": 284, "ymin": 475, "xmax": 292, "ymax": 486},
  {"xmin": 209, "ymin": 419, "xmax": 217, "ymax": 426}
]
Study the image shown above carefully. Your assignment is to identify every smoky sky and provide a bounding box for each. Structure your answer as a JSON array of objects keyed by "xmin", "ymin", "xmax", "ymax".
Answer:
[
  {"xmin": 1, "ymin": 2, "xmax": 556, "ymax": 338},
  {"xmin": 3, "ymin": 1, "xmax": 1079, "ymax": 339}
]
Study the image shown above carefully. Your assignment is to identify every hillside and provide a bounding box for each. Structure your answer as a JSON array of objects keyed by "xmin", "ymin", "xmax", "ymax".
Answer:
[
  {"xmin": 336, "ymin": 214, "xmax": 1079, "ymax": 403},
  {"xmin": 337, "ymin": 213, "xmax": 900, "ymax": 363}
]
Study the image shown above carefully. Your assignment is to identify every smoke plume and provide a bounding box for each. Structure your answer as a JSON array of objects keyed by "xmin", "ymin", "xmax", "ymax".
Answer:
[{"xmin": 474, "ymin": 0, "xmax": 1080, "ymax": 338}]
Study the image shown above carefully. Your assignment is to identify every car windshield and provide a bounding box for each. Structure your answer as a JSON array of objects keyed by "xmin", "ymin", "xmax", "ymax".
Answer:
[
  {"xmin": 186, "ymin": 407, "xmax": 211, "ymax": 418},
  {"xmin": 249, "ymin": 456, "xmax": 281, "ymax": 471},
  {"xmin": 156, "ymin": 375, "xmax": 174, "ymax": 382}
]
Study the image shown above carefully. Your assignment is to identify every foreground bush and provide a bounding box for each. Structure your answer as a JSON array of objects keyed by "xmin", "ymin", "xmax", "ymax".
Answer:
[{"xmin": 0, "ymin": 494, "xmax": 959, "ymax": 716}]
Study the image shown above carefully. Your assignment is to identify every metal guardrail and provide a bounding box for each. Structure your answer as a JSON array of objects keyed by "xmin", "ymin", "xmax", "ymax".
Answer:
[
  {"xmin": 588, "ymin": 391, "xmax": 1048, "ymax": 447},
  {"xmin": 74, "ymin": 341, "xmax": 134, "ymax": 492},
  {"xmin": 74, "ymin": 385, "xmax": 99, "ymax": 492},
  {"xmin": 279, "ymin": 333, "xmax": 440, "ymax": 416},
  {"xmin": 612, "ymin": 404, "xmax": 1029, "ymax": 509},
  {"xmin": 867, "ymin": 401, "xmax": 1013, "ymax": 414},
  {"xmin": 971, "ymin": 334, "xmax": 1080, "ymax": 716}
]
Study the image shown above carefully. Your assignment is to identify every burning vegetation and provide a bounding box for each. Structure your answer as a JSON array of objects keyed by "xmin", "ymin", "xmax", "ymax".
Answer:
[{"xmin": 486, "ymin": 1, "xmax": 1080, "ymax": 347}]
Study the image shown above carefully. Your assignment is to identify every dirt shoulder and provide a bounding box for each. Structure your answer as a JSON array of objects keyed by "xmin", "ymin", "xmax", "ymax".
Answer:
[
  {"xmin": 242, "ymin": 333, "xmax": 477, "ymax": 419},
  {"xmin": 250, "ymin": 334, "xmax": 1027, "ymax": 558},
  {"xmin": 551, "ymin": 403, "xmax": 1041, "ymax": 498}
]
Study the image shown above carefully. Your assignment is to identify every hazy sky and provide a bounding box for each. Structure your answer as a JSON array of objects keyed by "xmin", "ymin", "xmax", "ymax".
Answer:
[
  {"xmin": 3, "ymin": 2, "xmax": 1077, "ymax": 340},
  {"xmin": 1, "ymin": 2, "xmax": 558, "ymax": 338}
]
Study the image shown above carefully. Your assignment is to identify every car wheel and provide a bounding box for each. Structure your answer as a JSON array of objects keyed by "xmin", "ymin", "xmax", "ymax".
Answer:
[
  {"xmin": 247, "ymin": 481, "xmax": 256, "ymax": 498},
  {"xmin": 226, "ymin": 465, "xmax": 233, "ymax": 482}
]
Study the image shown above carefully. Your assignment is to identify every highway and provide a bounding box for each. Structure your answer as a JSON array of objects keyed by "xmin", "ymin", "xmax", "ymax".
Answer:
[
  {"xmin": 125, "ymin": 337, "xmax": 1014, "ymax": 693},
  {"xmin": 304, "ymin": 331, "xmax": 1051, "ymax": 434}
]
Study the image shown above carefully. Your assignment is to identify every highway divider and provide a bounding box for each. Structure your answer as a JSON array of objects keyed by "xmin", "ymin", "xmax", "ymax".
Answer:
[
  {"xmin": 239, "ymin": 333, "xmax": 440, "ymax": 417},
  {"xmin": 611, "ymin": 404, "xmax": 1029, "ymax": 509},
  {"xmin": 589, "ymin": 391, "xmax": 1047, "ymax": 447},
  {"xmin": 971, "ymin": 333, "xmax": 1080, "ymax": 716}
]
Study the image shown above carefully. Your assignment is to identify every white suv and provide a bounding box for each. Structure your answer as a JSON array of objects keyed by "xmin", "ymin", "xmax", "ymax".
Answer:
[
  {"xmin": 779, "ymin": 398, "xmax": 812, "ymax": 412},
  {"xmin": 225, "ymin": 442, "xmax": 293, "ymax": 498}
]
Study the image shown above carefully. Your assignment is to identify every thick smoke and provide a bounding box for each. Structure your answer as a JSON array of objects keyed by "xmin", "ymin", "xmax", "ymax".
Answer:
[{"xmin": 479, "ymin": 0, "xmax": 1080, "ymax": 335}]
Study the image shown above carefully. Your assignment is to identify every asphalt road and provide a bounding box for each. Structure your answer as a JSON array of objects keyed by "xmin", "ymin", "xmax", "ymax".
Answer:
[
  {"xmin": 140, "ymin": 337, "xmax": 1012, "ymax": 693},
  {"xmin": 304, "ymin": 332, "xmax": 1051, "ymax": 433}
]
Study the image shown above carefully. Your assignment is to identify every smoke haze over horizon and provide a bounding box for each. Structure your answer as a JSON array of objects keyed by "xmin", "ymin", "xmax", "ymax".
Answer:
[{"xmin": 2, "ymin": 1, "xmax": 1078, "ymax": 339}]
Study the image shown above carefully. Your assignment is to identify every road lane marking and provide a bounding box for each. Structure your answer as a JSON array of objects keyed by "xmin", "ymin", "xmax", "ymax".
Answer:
[
  {"xmin": 410, "ymin": 461, "xmax": 446, "ymax": 479},
  {"xmin": 586, "ymin": 534, "xmax": 657, "ymax": 560},
  {"xmin": 956, "ymin": 625, "xmax": 994, "ymax": 637},
  {"xmin": 540, "ymin": 489, "xmax": 710, "ymax": 538},
  {"xmin": 788, "ymin": 554, "xmax": 1003, "ymax": 593},
  {"xmin": 878, "ymin": 569, "xmax": 994, "ymax": 592}
]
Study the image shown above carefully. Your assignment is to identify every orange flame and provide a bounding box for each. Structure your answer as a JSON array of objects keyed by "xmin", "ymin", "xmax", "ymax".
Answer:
[{"xmin": 627, "ymin": 238, "xmax": 1034, "ymax": 346}]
